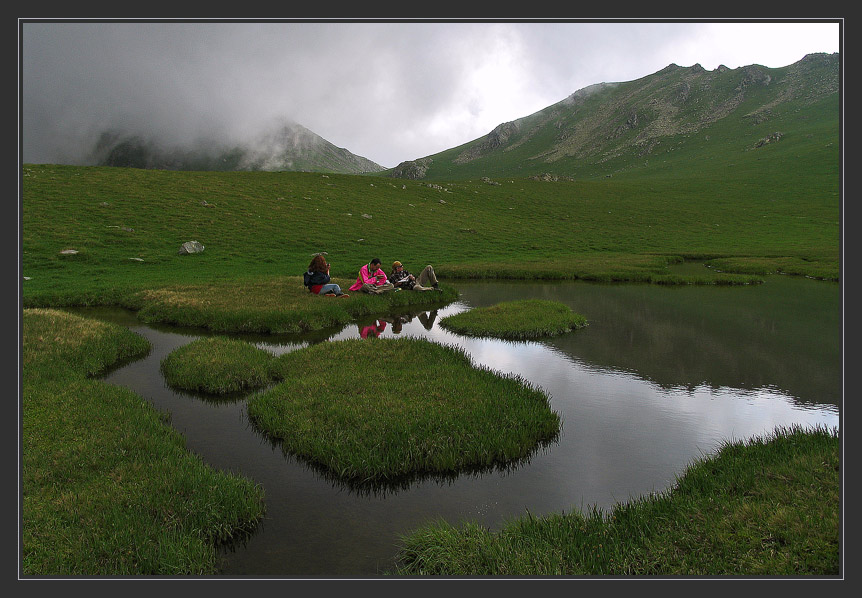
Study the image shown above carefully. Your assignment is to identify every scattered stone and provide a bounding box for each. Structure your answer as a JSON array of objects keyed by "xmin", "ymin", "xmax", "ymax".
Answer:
[
  {"xmin": 23, "ymin": 276, "xmax": 31, "ymax": 280},
  {"xmin": 755, "ymin": 131, "xmax": 783, "ymax": 148},
  {"xmin": 361, "ymin": 213, "xmax": 372, "ymax": 219},
  {"xmin": 59, "ymin": 249, "xmax": 79, "ymax": 255},
  {"xmin": 178, "ymin": 241, "xmax": 205, "ymax": 255},
  {"xmin": 529, "ymin": 173, "xmax": 575, "ymax": 182},
  {"xmin": 129, "ymin": 257, "xmax": 144, "ymax": 262},
  {"xmin": 121, "ymin": 226, "xmax": 134, "ymax": 232},
  {"xmin": 200, "ymin": 200, "xmax": 215, "ymax": 207}
]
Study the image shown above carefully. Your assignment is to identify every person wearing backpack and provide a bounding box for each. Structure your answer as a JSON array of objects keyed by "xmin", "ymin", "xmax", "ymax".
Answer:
[{"xmin": 304, "ymin": 254, "xmax": 349, "ymax": 297}]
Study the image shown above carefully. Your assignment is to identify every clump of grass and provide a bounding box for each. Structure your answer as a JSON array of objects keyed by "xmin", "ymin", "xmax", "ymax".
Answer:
[
  {"xmin": 22, "ymin": 309, "xmax": 266, "ymax": 575},
  {"xmin": 248, "ymin": 337, "xmax": 560, "ymax": 485},
  {"xmin": 130, "ymin": 277, "xmax": 459, "ymax": 334},
  {"xmin": 22, "ymin": 308, "xmax": 151, "ymax": 382},
  {"xmin": 392, "ymin": 424, "xmax": 839, "ymax": 576},
  {"xmin": 439, "ymin": 299, "xmax": 587, "ymax": 340},
  {"xmin": 705, "ymin": 256, "xmax": 839, "ymax": 281},
  {"xmin": 161, "ymin": 337, "xmax": 277, "ymax": 394}
]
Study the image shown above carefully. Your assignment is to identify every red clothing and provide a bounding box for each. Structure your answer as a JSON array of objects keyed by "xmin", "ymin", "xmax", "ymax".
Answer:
[
  {"xmin": 360, "ymin": 320, "xmax": 387, "ymax": 338},
  {"xmin": 349, "ymin": 263, "xmax": 388, "ymax": 291}
]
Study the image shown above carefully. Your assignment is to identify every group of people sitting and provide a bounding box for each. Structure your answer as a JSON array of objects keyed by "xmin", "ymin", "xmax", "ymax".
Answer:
[{"xmin": 303, "ymin": 255, "xmax": 441, "ymax": 298}]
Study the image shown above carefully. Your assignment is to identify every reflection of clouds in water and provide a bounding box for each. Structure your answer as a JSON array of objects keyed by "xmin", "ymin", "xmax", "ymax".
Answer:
[
  {"xmin": 254, "ymin": 340, "xmax": 309, "ymax": 357},
  {"xmin": 245, "ymin": 297, "xmax": 838, "ymax": 512}
]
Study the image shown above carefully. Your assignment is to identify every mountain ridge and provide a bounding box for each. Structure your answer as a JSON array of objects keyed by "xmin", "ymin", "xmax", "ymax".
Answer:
[{"xmin": 387, "ymin": 52, "xmax": 839, "ymax": 181}]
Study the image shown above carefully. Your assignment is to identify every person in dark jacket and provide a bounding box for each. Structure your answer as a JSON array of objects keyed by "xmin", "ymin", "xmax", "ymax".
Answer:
[
  {"xmin": 304, "ymin": 255, "xmax": 349, "ymax": 297},
  {"xmin": 389, "ymin": 261, "xmax": 440, "ymax": 291}
]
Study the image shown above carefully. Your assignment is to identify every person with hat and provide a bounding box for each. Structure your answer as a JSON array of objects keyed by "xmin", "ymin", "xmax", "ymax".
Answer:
[{"xmin": 389, "ymin": 261, "xmax": 441, "ymax": 291}]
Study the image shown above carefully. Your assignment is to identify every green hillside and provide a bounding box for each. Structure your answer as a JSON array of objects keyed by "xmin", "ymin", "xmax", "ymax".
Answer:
[{"xmin": 387, "ymin": 53, "xmax": 839, "ymax": 183}]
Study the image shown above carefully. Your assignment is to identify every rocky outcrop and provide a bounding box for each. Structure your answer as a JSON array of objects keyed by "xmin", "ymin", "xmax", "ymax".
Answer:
[
  {"xmin": 454, "ymin": 121, "xmax": 522, "ymax": 164},
  {"xmin": 388, "ymin": 158, "xmax": 433, "ymax": 179}
]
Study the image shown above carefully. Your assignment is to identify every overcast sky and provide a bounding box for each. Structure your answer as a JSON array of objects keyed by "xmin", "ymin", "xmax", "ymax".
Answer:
[{"xmin": 21, "ymin": 20, "xmax": 840, "ymax": 168}]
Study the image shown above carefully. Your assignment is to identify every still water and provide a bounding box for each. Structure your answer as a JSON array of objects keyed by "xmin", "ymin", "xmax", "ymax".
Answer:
[{"xmin": 91, "ymin": 275, "xmax": 840, "ymax": 577}]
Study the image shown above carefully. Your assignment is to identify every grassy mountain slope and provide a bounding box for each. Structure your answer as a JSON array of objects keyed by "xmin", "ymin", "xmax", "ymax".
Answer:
[{"xmin": 388, "ymin": 53, "xmax": 839, "ymax": 182}]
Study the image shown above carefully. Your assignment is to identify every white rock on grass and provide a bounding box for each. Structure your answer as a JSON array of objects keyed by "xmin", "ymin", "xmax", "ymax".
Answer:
[{"xmin": 178, "ymin": 241, "xmax": 205, "ymax": 255}]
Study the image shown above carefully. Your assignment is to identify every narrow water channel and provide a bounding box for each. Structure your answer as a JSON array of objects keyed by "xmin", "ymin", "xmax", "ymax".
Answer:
[{"xmin": 86, "ymin": 274, "xmax": 840, "ymax": 577}]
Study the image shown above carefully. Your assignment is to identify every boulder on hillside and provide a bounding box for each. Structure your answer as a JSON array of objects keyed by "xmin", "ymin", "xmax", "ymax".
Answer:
[{"xmin": 178, "ymin": 241, "xmax": 205, "ymax": 255}]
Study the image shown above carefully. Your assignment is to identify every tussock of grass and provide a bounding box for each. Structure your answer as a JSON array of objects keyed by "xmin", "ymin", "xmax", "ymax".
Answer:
[
  {"xmin": 161, "ymin": 337, "xmax": 278, "ymax": 394},
  {"xmin": 392, "ymin": 425, "xmax": 840, "ymax": 576},
  {"xmin": 248, "ymin": 337, "xmax": 561, "ymax": 485},
  {"xmin": 22, "ymin": 309, "xmax": 266, "ymax": 575},
  {"xmin": 705, "ymin": 256, "xmax": 839, "ymax": 281},
  {"xmin": 440, "ymin": 299, "xmax": 588, "ymax": 340},
  {"xmin": 22, "ymin": 308, "xmax": 151, "ymax": 381},
  {"xmin": 130, "ymin": 277, "xmax": 459, "ymax": 334}
]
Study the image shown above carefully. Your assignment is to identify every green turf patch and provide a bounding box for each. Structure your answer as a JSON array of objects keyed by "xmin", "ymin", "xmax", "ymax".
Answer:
[
  {"xmin": 248, "ymin": 337, "xmax": 561, "ymax": 485},
  {"xmin": 129, "ymin": 277, "xmax": 459, "ymax": 334},
  {"xmin": 161, "ymin": 336, "xmax": 278, "ymax": 394},
  {"xmin": 392, "ymin": 424, "xmax": 839, "ymax": 575},
  {"xmin": 439, "ymin": 299, "xmax": 588, "ymax": 340}
]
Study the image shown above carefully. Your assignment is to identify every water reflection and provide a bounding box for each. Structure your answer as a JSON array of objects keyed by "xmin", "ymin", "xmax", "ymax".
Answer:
[{"xmin": 68, "ymin": 275, "xmax": 840, "ymax": 576}]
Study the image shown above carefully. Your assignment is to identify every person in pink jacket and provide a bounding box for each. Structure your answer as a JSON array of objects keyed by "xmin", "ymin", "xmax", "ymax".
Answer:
[{"xmin": 349, "ymin": 258, "xmax": 396, "ymax": 294}]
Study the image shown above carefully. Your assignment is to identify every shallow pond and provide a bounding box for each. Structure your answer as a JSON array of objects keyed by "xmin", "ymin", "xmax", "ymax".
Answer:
[{"xmin": 85, "ymin": 274, "xmax": 840, "ymax": 576}]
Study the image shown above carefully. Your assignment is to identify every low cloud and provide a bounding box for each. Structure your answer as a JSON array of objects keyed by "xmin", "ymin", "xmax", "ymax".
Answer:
[{"xmin": 21, "ymin": 21, "xmax": 839, "ymax": 168}]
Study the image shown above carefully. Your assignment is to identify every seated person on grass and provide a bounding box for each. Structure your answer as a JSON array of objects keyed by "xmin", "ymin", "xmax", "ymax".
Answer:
[
  {"xmin": 349, "ymin": 258, "xmax": 395, "ymax": 294},
  {"xmin": 304, "ymin": 254, "xmax": 349, "ymax": 297},
  {"xmin": 389, "ymin": 261, "xmax": 441, "ymax": 291}
]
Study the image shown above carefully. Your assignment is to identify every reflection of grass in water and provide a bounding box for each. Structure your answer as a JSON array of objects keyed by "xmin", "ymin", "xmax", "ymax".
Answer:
[
  {"xmin": 440, "ymin": 299, "xmax": 588, "ymax": 340},
  {"xmin": 22, "ymin": 309, "xmax": 265, "ymax": 575},
  {"xmin": 393, "ymin": 424, "xmax": 839, "ymax": 575},
  {"xmin": 248, "ymin": 337, "xmax": 560, "ymax": 484}
]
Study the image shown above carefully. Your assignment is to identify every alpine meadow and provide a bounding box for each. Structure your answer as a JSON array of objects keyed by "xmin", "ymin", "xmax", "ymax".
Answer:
[{"xmin": 21, "ymin": 52, "xmax": 841, "ymax": 577}]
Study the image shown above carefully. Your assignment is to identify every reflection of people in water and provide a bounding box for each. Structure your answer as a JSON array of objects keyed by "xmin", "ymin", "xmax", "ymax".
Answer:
[
  {"xmin": 359, "ymin": 320, "xmax": 387, "ymax": 338},
  {"xmin": 417, "ymin": 309, "xmax": 438, "ymax": 330},
  {"xmin": 381, "ymin": 310, "xmax": 438, "ymax": 335}
]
